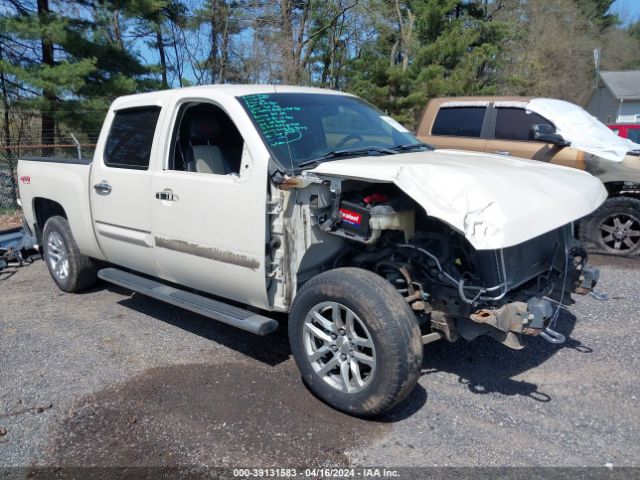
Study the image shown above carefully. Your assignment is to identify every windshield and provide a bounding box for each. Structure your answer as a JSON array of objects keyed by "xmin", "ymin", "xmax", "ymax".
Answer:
[
  {"xmin": 628, "ymin": 128, "xmax": 640, "ymax": 144},
  {"xmin": 239, "ymin": 93, "xmax": 424, "ymax": 170}
]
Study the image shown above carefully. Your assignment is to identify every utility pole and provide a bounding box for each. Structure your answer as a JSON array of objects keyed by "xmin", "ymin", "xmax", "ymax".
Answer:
[{"xmin": 593, "ymin": 48, "xmax": 601, "ymax": 90}]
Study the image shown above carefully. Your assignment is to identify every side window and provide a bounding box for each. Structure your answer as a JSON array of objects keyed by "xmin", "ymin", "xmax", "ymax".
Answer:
[
  {"xmin": 431, "ymin": 106, "xmax": 486, "ymax": 137},
  {"xmin": 628, "ymin": 129, "xmax": 640, "ymax": 143},
  {"xmin": 169, "ymin": 102, "xmax": 243, "ymax": 175},
  {"xmin": 494, "ymin": 107, "xmax": 553, "ymax": 142},
  {"xmin": 105, "ymin": 106, "xmax": 161, "ymax": 169}
]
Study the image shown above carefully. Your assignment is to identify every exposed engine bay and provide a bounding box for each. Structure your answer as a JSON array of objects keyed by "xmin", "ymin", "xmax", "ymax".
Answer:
[{"xmin": 267, "ymin": 174, "xmax": 601, "ymax": 350}]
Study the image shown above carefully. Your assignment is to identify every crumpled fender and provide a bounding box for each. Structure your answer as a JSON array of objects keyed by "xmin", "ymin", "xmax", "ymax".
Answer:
[{"xmin": 311, "ymin": 150, "xmax": 607, "ymax": 250}]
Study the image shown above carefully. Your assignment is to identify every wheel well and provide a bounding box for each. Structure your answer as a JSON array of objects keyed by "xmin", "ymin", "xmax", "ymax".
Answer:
[
  {"xmin": 604, "ymin": 181, "xmax": 640, "ymax": 200},
  {"xmin": 33, "ymin": 198, "xmax": 67, "ymax": 241}
]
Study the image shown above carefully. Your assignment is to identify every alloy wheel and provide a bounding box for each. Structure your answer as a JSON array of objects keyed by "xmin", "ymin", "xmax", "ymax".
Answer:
[
  {"xmin": 46, "ymin": 231, "xmax": 70, "ymax": 280},
  {"xmin": 302, "ymin": 301, "xmax": 376, "ymax": 393},
  {"xmin": 599, "ymin": 213, "xmax": 640, "ymax": 253}
]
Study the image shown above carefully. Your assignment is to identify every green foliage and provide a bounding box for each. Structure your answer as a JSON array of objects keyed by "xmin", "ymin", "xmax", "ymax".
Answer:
[
  {"xmin": 346, "ymin": 1, "xmax": 509, "ymax": 129},
  {"xmin": 630, "ymin": 21, "xmax": 640, "ymax": 43},
  {"xmin": 0, "ymin": 0, "xmax": 639, "ymax": 142},
  {"xmin": 573, "ymin": 0, "xmax": 618, "ymax": 28},
  {"xmin": 0, "ymin": 0, "xmax": 159, "ymax": 139}
]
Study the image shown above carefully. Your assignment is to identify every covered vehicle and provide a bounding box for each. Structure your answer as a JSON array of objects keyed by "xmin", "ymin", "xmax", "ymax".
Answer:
[
  {"xmin": 18, "ymin": 86, "xmax": 604, "ymax": 416},
  {"xmin": 418, "ymin": 96, "xmax": 640, "ymax": 255}
]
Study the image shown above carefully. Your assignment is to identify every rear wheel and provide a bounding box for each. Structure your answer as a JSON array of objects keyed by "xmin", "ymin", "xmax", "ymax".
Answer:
[
  {"xmin": 289, "ymin": 267, "xmax": 423, "ymax": 417},
  {"xmin": 43, "ymin": 216, "xmax": 97, "ymax": 292},
  {"xmin": 580, "ymin": 197, "xmax": 640, "ymax": 256}
]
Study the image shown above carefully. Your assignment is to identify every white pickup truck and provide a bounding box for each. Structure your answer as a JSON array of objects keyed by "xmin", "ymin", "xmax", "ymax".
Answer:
[{"xmin": 18, "ymin": 85, "xmax": 606, "ymax": 416}]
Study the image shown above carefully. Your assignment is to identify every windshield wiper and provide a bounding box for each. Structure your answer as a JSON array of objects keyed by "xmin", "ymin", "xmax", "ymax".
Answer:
[
  {"xmin": 391, "ymin": 142, "xmax": 434, "ymax": 152},
  {"xmin": 297, "ymin": 146, "xmax": 397, "ymax": 168}
]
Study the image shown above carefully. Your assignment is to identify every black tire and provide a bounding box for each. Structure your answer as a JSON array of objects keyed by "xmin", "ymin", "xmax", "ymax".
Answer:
[
  {"xmin": 42, "ymin": 216, "xmax": 97, "ymax": 292},
  {"xmin": 579, "ymin": 197, "xmax": 640, "ymax": 256},
  {"xmin": 288, "ymin": 267, "xmax": 423, "ymax": 417}
]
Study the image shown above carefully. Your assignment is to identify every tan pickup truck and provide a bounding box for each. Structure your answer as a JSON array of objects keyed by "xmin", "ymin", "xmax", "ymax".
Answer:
[{"xmin": 417, "ymin": 96, "xmax": 640, "ymax": 256}]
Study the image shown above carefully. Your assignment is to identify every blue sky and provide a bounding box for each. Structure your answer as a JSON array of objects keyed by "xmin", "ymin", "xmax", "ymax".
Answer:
[{"xmin": 611, "ymin": 0, "xmax": 640, "ymax": 25}]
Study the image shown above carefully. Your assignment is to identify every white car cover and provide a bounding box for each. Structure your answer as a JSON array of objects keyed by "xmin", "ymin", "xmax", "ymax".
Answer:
[
  {"xmin": 526, "ymin": 98, "xmax": 640, "ymax": 163},
  {"xmin": 311, "ymin": 150, "xmax": 607, "ymax": 251}
]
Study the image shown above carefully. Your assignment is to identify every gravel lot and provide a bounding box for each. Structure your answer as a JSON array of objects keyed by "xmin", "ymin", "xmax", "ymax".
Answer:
[{"xmin": 0, "ymin": 255, "xmax": 639, "ymax": 472}]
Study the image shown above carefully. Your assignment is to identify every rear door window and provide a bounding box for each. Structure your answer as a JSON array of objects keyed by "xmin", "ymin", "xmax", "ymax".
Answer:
[
  {"xmin": 431, "ymin": 106, "xmax": 486, "ymax": 137},
  {"xmin": 494, "ymin": 107, "xmax": 553, "ymax": 142},
  {"xmin": 105, "ymin": 106, "xmax": 162, "ymax": 170}
]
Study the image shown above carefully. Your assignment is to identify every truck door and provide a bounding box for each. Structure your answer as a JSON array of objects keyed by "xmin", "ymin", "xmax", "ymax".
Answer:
[
  {"xmin": 149, "ymin": 98, "xmax": 270, "ymax": 309},
  {"xmin": 90, "ymin": 105, "xmax": 163, "ymax": 276},
  {"xmin": 485, "ymin": 106, "xmax": 585, "ymax": 170}
]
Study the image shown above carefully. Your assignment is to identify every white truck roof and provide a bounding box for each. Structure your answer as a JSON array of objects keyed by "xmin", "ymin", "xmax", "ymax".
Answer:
[{"xmin": 111, "ymin": 84, "xmax": 353, "ymax": 110}]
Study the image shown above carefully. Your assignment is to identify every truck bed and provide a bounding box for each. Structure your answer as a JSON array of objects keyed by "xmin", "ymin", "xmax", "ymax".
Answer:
[{"xmin": 17, "ymin": 156, "xmax": 105, "ymax": 260}]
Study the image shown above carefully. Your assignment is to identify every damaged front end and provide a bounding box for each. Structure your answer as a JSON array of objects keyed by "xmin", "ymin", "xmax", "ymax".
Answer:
[
  {"xmin": 342, "ymin": 213, "xmax": 601, "ymax": 350},
  {"xmin": 268, "ymin": 171, "xmax": 605, "ymax": 350}
]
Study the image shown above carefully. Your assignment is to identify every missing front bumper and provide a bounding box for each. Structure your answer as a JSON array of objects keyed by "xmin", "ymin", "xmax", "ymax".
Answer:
[{"xmin": 453, "ymin": 259, "xmax": 603, "ymax": 350}]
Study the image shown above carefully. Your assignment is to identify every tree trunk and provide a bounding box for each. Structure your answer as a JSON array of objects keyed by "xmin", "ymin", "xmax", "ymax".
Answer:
[
  {"xmin": 279, "ymin": 0, "xmax": 295, "ymax": 83},
  {"xmin": 170, "ymin": 22, "xmax": 184, "ymax": 87},
  {"xmin": 219, "ymin": 3, "xmax": 229, "ymax": 83},
  {"xmin": 209, "ymin": 0, "xmax": 220, "ymax": 82},
  {"xmin": 0, "ymin": 43, "xmax": 11, "ymax": 151},
  {"xmin": 0, "ymin": 41, "xmax": 17, "ymax": 203},
  {"xmin": 155, "ymin": 25, "xmax": 168, "ymax": 89},
  {"xmin": 38, "ymin": 0, "xmax": 55, "ymax": 157},
  {"xmin": 113, "ymin": 8, "xmax": 123, "ymax": 49}
]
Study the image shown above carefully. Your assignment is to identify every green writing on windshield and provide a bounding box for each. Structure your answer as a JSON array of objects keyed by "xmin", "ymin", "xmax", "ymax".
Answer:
[{"xmin": 242, "ymin": 94, "xmax": 307, "ymax": 146}]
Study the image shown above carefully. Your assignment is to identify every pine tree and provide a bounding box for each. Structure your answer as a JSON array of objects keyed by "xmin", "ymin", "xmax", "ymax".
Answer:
[
  {"xmin": 346, "ymin": 0, "xmax": 509, "ymax": 129},
  {"xmin": 121, "ymin": 0, "xmax": 189, "ymax": 89},
  {"xmin": 0, "ymin": 0, "xmax": 96, "ymax": 152},
  {"xmin": 573, "ymin": 0, "xmax": 617, "ymax": 28},
  {"xmin": 0, "ymin": 0, "xmax": 157, "ymax": 147}
]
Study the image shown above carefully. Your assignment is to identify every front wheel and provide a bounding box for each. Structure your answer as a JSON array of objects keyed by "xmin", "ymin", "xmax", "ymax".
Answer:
[
  {"xmin": 580, "ymin": 197, "xmax": 640, "ymax": 256},
  {"xmin": 288, "ymin": 268, "xmax": 423, "ymax": 417}
]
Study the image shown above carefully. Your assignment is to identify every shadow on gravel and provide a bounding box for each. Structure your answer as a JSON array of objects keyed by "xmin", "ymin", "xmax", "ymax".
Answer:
[
  {"xmin": 48, "ymin": 278, "xmax": 594, "ymax": 470},
  {"xmin": 588, "ymin": 253, "xmax": 640, "ymax": 270},
  {"xmin": 0, "ymin": 265, "xmax": 19, "ymax": 281},
  {"xmin": 45, "ymin": 362, "xmax": 391, "ymax": 468},
  {"xmin": 107, "ymin": 286, "xmax": 429, "ymax": 416},
  {"xmin": 421, "ymin": 311, "xmax": 590, "ymax": 402},
  {"xmin": 113, "ymin": 287, "xmax": 292, "ymax": 367},
  {"xmin": 41, "ymin": 282, "xmax": 432, "ymax": 467}
]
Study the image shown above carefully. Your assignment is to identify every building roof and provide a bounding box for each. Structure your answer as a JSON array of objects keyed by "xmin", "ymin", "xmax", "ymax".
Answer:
[{"xmin": 600, "ymin": 71, "xmax": 640, "ymax": 100}]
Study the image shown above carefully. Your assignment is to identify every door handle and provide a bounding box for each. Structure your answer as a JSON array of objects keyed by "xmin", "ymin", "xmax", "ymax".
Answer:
[
  {"xmin": 93, "ymin": 182, "xmax": 112, "ymax": 194},
  {"xmin": 155, "ymin": 190, "xmax": 178, "ymax": 202},
  {"xmin": 491, "ymin": 151, "xmax": 511, "ymax": 156}
]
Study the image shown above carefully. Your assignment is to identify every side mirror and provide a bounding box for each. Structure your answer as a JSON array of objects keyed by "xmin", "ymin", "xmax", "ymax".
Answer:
[{"xmin": 531, "ymin": 123, "xmax": 568, "ymax": 146}]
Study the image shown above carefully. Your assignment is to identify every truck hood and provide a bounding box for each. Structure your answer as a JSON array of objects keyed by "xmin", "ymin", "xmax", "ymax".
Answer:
[
  {"xmin": 525, "ymin": 98, "xmax": 640, "ymax": 162},
  {"xmin": 310, "ymin": 149, "xmax": 607, "ymax": 250}
]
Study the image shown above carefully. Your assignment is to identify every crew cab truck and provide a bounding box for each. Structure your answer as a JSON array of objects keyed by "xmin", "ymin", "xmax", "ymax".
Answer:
[
  {"xmin": 18, "ymin": 86, "xmax": 605, "ymax": 416},
  {"xmin": 417, "ymin": 97, "xmax": 640, "ymax": 256}
]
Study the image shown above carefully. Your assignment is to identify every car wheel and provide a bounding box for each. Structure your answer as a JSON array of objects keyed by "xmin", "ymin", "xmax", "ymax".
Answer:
[
  {"xmin": 288, "ymin": 267, "xmax": 423, "ymax": 417},
  {"xmin": 580, "ymin": 197, "xmax": 640, "ymax": 256},
  {"xmin": 42, "ymin": 216, "xmax": 97, "ymax": 292}
]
